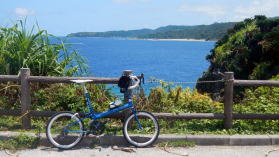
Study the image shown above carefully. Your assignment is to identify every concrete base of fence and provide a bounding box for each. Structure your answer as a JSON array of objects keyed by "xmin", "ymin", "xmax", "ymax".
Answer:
[{"xmin": 1, "ymin": 131, "xmax": 279, "ymax": 147}]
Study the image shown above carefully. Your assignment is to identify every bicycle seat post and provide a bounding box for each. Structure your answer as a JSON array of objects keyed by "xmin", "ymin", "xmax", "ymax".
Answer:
[{"xmin": 70, "ymin": 80, "xmax": 94, "ymax": 113}]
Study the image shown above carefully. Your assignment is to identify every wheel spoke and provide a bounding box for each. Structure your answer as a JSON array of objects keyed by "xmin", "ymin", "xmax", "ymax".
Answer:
[
  {"xmin": 123, "ymin": 111, "xmax": 159, "ymax": 147},
  {"xmin": 46, "ymin": 112, "xmax": 84, "ymax": 149}
]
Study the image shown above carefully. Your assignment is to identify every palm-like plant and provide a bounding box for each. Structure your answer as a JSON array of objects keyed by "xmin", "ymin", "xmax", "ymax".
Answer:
[{"xmin": 0, "ymin": 20, "xmax": 87, "ymax": 76}]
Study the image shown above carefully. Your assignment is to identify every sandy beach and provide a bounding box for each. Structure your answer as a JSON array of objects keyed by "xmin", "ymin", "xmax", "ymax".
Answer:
[{"xmin": 144, "ymin": 38, "xmax": 209, "ymax": 42}]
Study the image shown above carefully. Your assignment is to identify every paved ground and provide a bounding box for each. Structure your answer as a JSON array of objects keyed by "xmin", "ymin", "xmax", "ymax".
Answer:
[
  {"xmin": 2, "ymin": 132, "xmax": 279, "ymax": 157},
  {"xmin": 2, "ymin": 131, "xmax": 279, "ymax": 146},
  {"xmin": 1, "ymin": 146, "xmax": 279, "ymax": 157}
]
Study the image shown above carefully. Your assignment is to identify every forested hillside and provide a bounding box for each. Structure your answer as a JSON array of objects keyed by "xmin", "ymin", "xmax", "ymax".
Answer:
[
  {"xmin": 138, "ymin": 22, "xmax": 236, "ymax": 40},
  {"xmin": 67, "ymin": 22, "xmax": 236, "ymax": 40},
  {"xmin": 197, "ymin": 15, "xmax": 279, "ymax": 94}
]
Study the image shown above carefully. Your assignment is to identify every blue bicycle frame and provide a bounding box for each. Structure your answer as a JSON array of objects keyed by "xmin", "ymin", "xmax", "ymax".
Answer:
[{"xmin": 65, "ymin": 86, "xmax": 138, "ymax": 133}]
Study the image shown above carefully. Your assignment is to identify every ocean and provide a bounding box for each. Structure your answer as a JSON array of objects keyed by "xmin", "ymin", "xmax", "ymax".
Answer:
[{"xmin": 67, "ymin": 37, "xmax": 215, "ymax": 93}]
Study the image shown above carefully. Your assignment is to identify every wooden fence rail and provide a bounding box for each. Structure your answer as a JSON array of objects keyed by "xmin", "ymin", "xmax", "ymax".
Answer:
[
  {"xmin": 28, "ymin": 76, "xmax": 119, "ymax": 84},
  {"xmin": 0, "ymin": 75, "xmax": 19, "ymax": 82},
  {"xmin": 234, "ymin": 80, "xmax": 279, "ymax": 87},
  {"xmin": 0, "ymin": 68, "xmax": 279, "ymax": 129}
]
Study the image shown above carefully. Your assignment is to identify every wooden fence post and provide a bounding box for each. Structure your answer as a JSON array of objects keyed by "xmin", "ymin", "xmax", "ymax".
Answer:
[
  {"xmin": 224, "ymin": 72, "xmax": 234, "ymax": 129},
  {"xmin": 20, "ymin": 68, "xmax": 31, "ymax": 129}
]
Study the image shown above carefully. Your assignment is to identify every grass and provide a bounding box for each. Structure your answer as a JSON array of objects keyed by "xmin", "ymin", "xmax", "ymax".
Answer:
[
  {"xmin": 1, "ymin": 115, "xmax": 279, "ymax": 151},
  {"xmin": 158, "ymin": 140, "xmax": 195, "ymax": 147},
  {"xmin": 0, "ymin": 134, "xmax": 39, "ymax": 150},
  {"xmin": 0, "ymin": 116, "xmax": 46, "ymax": 133},
  {"xmin": 0, "ymin": 116, "xmax": 42, "ymax": 151},
  {"xmin": 2, "ymin": 116, "xmax": 279, "ymax": 135}
]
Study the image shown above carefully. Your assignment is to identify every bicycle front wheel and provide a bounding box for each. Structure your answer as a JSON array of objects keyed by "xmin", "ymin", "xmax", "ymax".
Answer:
[
  {"xmin": 46, "ymin": 112, "xmax": 84, "ymax": 149},
  {"xmin": 123, "ymin": 111, "xmax": 159, "ymax": 147}
]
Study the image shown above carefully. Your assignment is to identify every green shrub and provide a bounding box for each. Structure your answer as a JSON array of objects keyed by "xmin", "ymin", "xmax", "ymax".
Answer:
[
  {"xmin": 138, "ymin": 85, "xmax": 223, "ymax": 113},
  {"xmin": 31, "ymin": 83, "xmax": 115, "ymax": 112},
  {"xmin": 234, "ymin": 74, "xmax": 279, "ymax": 114},
  {"xmin": 0, "ymin": 83, "xmax": 20, "ymax": 110},
  {"xmin": 231, "ymin": 74, "xmax": 279, "ymax": 133}
]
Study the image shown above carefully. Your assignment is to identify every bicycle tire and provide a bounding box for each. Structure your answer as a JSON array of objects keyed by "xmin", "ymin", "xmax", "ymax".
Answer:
[
  {"xmin": 46, "ymin": 112, "xmax": 84, "ymax": 149},
  {"xmin": 123, "ymin": 111, "xmax": 159, "ymax": 147}
]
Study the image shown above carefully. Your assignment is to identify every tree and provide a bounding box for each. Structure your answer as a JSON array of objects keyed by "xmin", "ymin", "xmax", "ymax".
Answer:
[{"xmin": 197, "ymin": 15, "xmax": 279, "ymax": 97}]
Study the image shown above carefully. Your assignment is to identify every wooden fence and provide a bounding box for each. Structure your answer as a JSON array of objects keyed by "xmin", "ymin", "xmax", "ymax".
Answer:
[{"xmin": 0, "ymin": 68, "xmax": 279, "ymax": 130}]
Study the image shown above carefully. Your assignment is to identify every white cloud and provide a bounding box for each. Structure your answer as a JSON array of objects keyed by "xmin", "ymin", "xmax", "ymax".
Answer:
[
  {"xmin": 14, "ymin": 8, "xmax": 35, "ymax": 16},
  {"xmin": 178, "ymin": 3, "xmax": 226, "ymax": 18},
  {"xmin": 178, "ymin": 0, "xmax": 279, "ymax": 22},
  {"xmin": 233, "ymin": 0, "xmax": 279, "ymax": 19}
]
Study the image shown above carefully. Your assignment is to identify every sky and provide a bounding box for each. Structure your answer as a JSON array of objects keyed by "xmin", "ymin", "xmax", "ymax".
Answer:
[{"xmin": 1, "ymin": 0, "xmax": 279, "ymax": 36}]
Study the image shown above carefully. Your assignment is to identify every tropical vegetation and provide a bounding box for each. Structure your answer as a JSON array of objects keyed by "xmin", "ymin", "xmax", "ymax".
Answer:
[
  {"xmin": 0, "ymin": 17, "xmax": 279, "ymax": 135},
  {"xmin": 197, "ymin": 15, "xmax": 279, "ymax": 96},
  {"xmin": 0, "ymin": 20, "xmax": 112, "ymax": 112},
  {"xmin": 0, "ymin": 20, "xmax": 87, "ymax": 76}
]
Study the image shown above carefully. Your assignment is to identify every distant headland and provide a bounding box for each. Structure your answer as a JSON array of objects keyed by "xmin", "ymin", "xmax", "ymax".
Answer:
[{"xmin": 67, "ymin": 22, "xmax": 237, "ymax": 41}]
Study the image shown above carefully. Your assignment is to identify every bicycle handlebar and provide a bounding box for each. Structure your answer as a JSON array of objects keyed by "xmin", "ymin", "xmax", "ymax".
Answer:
[{"xmin": 128, "ymin": 76, "xmax": 140, "ymax": 90}]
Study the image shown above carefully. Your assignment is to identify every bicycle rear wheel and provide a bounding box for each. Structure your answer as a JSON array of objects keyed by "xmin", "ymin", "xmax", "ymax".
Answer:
[
  {"xmin": 123, "ymin": 111, "xmax": 159, "ymax": 147},
  {"xmin": 46, "ymin": 112, "xmax": 84, "ymax": 149}
]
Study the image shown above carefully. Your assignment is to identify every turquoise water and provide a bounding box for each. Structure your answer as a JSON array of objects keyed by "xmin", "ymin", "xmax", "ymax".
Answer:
[{"xmin": 68, "ymin": 37, "xmax": 215, "ymax": 92}]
